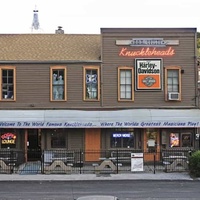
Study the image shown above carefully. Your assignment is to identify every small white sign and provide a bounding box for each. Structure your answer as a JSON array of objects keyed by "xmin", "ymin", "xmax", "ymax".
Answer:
[{"xmin": 131, "ymin": 153, "xmax": 144, "ymax": 172}]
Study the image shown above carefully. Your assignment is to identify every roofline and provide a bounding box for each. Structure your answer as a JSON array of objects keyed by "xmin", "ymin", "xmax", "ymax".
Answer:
[
  {"xmin": 0, "ymin": 60, "xmax": 102, "ymax": 64},
  {"xmin": 101, "ymin": 27, "xmax": 197, "ymax": 33}
]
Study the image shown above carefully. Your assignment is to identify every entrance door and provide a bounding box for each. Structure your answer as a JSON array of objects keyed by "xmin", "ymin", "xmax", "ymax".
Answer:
[
  {"xmin": 27, "ymin": 130, "xmax": 41, "ymax": 161},
  {"xmin": 144, "ymin": 128, "xmax": 160, "ymax": 161},
  {"xmin": 85, "ymin": 128, "xmax": 101, "ymax": 161}
]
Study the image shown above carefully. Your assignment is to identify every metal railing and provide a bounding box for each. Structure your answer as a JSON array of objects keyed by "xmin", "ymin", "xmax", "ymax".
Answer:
[{"xmin": 0, "ymin": 149, "xmax": 194, "ymax": 174}]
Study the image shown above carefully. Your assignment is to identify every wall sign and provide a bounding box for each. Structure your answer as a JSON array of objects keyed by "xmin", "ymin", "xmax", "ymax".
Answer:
[
  {"xmin": 116, "ymin": 38, "xmax": 179, "ymax": 47},
  {"xmin": 1, "ymin": 133, "xmax": 16, "ymax": 144},
  {"xmin": 170, "ymin": 133, "xmax": 179, "ymax": 147},
  {"xmin": 0, "ymin": 120, "xmax": 199, "ymax": 128},
  {"xmin": 135, "ymin": 58, "xmax": 162, "ymax": 91},
  {"xmin": 119, "ymin": 47, "xmax": 175, "ymax": 57}
]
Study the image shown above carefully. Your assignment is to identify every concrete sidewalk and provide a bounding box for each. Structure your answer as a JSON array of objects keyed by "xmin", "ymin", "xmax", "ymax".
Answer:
[{"xmin": 0, "ymin": 172, "xmax": 195, "ymax": 181}]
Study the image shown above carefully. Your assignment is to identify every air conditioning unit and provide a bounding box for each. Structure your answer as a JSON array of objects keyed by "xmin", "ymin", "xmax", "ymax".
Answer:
[{"xmin": 168, "ymin": 92, "xmax": 180, "ymax": 100}]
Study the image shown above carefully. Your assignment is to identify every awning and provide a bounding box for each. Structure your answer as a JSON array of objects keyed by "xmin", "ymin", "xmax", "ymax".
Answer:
[{"xmin": 0, "ymin": 109, "xmax": 200, "ymax": 128}]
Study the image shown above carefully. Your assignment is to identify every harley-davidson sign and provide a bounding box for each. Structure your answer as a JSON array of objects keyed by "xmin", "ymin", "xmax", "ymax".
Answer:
[{"xmin": 135, "ymin": 58, "xmax": 162, "ymax": 91}]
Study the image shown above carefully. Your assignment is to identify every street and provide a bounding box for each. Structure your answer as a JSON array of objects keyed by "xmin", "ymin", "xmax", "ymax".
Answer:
[{"xmin": 0, "ymin": 180, "xmax": 200, "ymax": 200}]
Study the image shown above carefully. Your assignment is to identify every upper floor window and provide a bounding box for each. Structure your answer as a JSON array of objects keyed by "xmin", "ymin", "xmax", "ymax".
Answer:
[
  {"xmin": 165, "ymin": 66, "xmax": 181, "ymax": 101},
  {"xmin": 0, "ymin": 66, "xmax": 16, "ymax": 101},
  {"xmin": 83, "ymin": 66, "xmax": 100, "ymax": 101},
  {"xmin": 118, "ymin": 67, "xmax": 134, "ymax": 101},
  {"xmin": 50, "ymin": 66, "xmax": 67, "ymax": 101}
]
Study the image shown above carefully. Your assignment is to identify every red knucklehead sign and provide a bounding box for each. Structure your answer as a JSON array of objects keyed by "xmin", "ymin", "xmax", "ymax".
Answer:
[{"xmin": 1, "ymin": 133, "xmax": 16, "ymax": 144}]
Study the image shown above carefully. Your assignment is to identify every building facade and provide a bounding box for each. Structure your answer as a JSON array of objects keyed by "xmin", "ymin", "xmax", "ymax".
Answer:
[{"xmin": 0, "ymin": 28, "xmax": 199, "ymax": 164}]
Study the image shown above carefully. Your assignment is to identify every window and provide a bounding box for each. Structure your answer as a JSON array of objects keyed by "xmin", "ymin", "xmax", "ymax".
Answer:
[
  {"xmin": 51, "ymin": 130, "xmax": 66, "ymax": 148},
  {"xmin": 110, "ymin": 128, "xmax": 134, "ymax": 148},
  {"xmin": 0, "ymin": 66, "xmax": 16, "ymax": 101},
  {"xmin": 118, "ymin": 67, "xmax": 134, "ymax": 101},
  {"xmin": 161, "ymin": 130, "xmax": 193, "ymax": 148},
  {"xmin": 83, "ymin": 66, "xmax": 100, "ymax": 101},
  {"xmin": 50, "ymin": 66, "xmax": 67, "ymax": 101},
  {"xmin": 165, "ymin": 66, "xmax": 181, "ymax": 101}
]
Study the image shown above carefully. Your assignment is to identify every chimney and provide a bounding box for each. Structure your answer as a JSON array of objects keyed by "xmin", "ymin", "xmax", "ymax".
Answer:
[{"xmin": 55, "ymin": 26, "xmax": 64, "ymax": 34}]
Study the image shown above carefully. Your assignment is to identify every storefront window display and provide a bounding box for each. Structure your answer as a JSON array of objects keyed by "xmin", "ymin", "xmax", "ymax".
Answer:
[
  {"xmin": 161, "ymin": 130, "xmax": 193, "ymax": 148},
  {"xmin": 110, "ymin": 128, "xmax": 134, "ymax": 148},
  {"xmin": 170, "ymin": 133, "xmax": 180, "ymax": 147}
]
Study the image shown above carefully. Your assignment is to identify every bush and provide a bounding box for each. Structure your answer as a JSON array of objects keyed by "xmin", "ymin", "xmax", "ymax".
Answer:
[{"xmin": 188, "ymin": 150, "xmax": 200, "ymax": 177}]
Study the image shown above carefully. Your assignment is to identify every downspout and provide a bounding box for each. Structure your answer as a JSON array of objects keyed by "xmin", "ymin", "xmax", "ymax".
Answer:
[
  {"xmin": 194, "ymin": 30, "xmax": 199, "ymax": 108},
  {"xmin": 100, "ymin": 34, "xmax": 103, "ymax": 107},
  {"xmin": 194, "ymin": 30, "xmax": 199, "ymax": 150}
]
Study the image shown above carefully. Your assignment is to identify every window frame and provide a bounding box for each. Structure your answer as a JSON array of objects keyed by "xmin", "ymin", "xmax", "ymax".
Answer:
[
  {"xmin": 118, "ymin": 66, "xmax": 134, "ymax": 101},
  {"xmin": 0, "ymin": 66, "xmax": 16, "ymax": 101},
  {"xmin": 50, "ymin": 130, "xmax": 66, "ymax": 148},
  {"xmin": 50, "ymin": 66, "xmax": 67, "ymax": 101},
  {"xmin": 83, "ymin": 66, "xmax": 100, "ymax": 101},
  {"xmin": 161, "ymin": 129, "xmax": 193, "ymax": 148},
  {"xmin": 110, "ymin": 128, "xmax": 135, "ymax": 149},
  {"xmin": 164, "ymin": 66, "xmax": 182, "ymax": 101}
]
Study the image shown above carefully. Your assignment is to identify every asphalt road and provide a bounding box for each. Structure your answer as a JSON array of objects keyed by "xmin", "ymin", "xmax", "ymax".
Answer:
[{"xmin": 0, "ymin": 180, "xmax": 200, "ymax": 200}]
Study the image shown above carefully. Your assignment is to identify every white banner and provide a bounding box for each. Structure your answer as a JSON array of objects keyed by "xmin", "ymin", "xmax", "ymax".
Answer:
[{"xmin": 0, "ymin": 120, "xmax": 199, "ymax": 128}]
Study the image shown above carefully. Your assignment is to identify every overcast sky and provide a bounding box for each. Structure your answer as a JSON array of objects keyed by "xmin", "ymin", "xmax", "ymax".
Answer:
[{"xmin": 1, "ymin": 0, "xmax": 199, "ymax": 34}]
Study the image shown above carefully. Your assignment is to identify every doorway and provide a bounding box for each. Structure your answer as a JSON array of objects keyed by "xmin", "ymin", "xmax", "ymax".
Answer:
[
  {"xmin": 27, "ymin": 129, "xmax": 41, "ymax": 161},
  {"xmin": 143, "ymin": 128, "xmax": 161, "ymax": 162}
]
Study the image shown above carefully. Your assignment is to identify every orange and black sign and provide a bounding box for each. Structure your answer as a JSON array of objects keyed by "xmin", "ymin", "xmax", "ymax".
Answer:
[{"xmin": 135, "ymin": 58, "xmax": 162, "ymax": 91}]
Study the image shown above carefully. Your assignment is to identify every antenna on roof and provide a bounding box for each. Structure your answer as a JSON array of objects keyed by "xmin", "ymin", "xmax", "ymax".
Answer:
[{"xmin": 31, "ymin": 5, "xmax": 40, "ymax": 32}]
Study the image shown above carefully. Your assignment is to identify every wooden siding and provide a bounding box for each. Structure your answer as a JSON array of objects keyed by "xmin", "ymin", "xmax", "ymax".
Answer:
[
  {"xmin": 68, "ymin": 129, "xmax": 84, "ymax": 150},
  {"xmin": 101, "ymin": 29, "xmax": 197, "ymax": 108},
  {"xmin": 0, "ymin": 63, "xmax": 101, "ymax": 109},
  {"xmin": 0, "ymin": 29, "xmax": 197, "ymax": 110}
]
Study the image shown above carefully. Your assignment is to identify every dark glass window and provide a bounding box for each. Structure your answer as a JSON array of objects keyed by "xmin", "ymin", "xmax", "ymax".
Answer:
[
  {"xmin": 110, "ymin": 129, "xmax": 134, "ymax": 148},
  {"xmin": 51, "ymin": 131, "xmax": 66, "ymax": 148},
  {"xmin": 1, "ymin": 69, "xmax": 14, "ymax": 100}
]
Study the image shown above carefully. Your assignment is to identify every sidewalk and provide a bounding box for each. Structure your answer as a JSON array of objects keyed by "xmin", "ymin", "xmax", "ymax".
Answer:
[{"xmin": 0, "ymin": 172, "xmax": 195, "ymax": 181}]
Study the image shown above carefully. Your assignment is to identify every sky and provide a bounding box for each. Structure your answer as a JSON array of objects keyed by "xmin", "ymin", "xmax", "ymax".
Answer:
[{"xmin": 1, "ymin": 0, "xmax": 200, "ymax": 34}]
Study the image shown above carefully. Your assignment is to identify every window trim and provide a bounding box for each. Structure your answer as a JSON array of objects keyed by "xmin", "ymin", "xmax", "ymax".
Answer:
[
  {"xmin": 83, "ymin": 66, "xmax": 100, "ymax": 101},
  {"xmin": 0, "ymin": 66, "xmax": 16, "ymax": 101},
  {"xmin": 164, "ymin": 66, "xmax": 182, "ymax": 101},
  {"xmin": 50, "ymin": 66, "xmax": 67, "ymax": 101},
  {"xmin": 118, "ymin": 66, "xmax": 134, "ymax": 101}
]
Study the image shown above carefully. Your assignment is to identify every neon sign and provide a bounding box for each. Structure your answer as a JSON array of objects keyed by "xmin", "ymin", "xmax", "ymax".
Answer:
[
  {"xmin": 1, "ymin": 133, "xmax": 16, "ymax": 144},
  {"xmin": 119, "ymin": 47, "xmax": 175, "ymax": 57}
]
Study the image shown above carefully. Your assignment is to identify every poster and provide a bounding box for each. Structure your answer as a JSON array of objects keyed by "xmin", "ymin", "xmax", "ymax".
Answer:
[
  {"xmin": 135, "ymin": 59, "xmax": 162, "ymax": 91},
  {"xmin": 170, "ymin": 133, "xmax": 179, "ymax": 147},
  {"xmin": 131, "ymin": 153, "xmax": 144, "ymax": 172}
]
